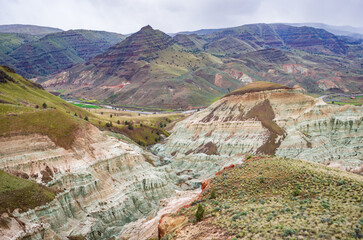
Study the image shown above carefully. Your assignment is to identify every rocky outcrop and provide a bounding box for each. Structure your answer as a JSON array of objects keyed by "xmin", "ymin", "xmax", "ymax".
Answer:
[
  {"xmin": 153, "ymin": 82, "xmax": 363, "ymax": 178},
  {"xmin": 0, "ymin": 124, "xmax": 178, "ymax": 239}
]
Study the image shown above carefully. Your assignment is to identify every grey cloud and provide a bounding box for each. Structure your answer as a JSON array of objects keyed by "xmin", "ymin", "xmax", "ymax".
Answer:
[{"xmin": 0, "ymin": 0, "xmax": 361, "ymax": 34}]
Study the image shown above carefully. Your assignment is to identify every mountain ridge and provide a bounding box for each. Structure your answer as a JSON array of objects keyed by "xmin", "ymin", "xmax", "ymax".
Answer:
[{"xmin": 0, "ymin": 24, "xmax": 63, "ymax": 35}]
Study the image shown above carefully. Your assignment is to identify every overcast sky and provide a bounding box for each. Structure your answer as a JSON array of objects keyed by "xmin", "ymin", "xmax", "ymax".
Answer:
[{"xmin": 0, "ymin": 0, "xmax": 362, "ymax": 34}]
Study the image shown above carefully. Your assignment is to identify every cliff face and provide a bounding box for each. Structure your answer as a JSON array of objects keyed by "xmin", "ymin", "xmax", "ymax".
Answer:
[
  {"xmin": 0, "ymin": 124, "xmax": 177, "ymax": 239},
  {"xmin": 153, "ymin": 82, "xmax": 363, "ymax": 179}
]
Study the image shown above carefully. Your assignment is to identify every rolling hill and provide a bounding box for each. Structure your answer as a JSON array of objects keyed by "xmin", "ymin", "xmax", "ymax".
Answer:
[{"xmin": 0, "ymin": 24, "xmax": 63, "ymax": 35}]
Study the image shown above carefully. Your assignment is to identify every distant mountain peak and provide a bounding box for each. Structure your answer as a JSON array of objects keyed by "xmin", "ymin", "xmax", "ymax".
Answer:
[{"xmin": 140, "ymin": 25, "xmax": 154, "ymax": 31}]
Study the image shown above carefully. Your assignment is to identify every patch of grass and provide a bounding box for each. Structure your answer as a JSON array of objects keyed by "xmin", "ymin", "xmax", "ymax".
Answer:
[
  {"xmin": 0, "ymin": 109, "xmax": 82, "ymax": 149},
  {"xmin": 0, "ymin": 170, "xmax": 56, "ymax": 214},
  {"xmin": 88, "ymin": 108, "xmax": 185, "ymax": 145},
  {"xmin": 175, "ymin": 156, "xmax": 363, "ymax": 239}
]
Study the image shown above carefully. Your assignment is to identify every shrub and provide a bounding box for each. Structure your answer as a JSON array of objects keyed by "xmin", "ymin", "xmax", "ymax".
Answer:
[
  {"xmin": 117, "ymin": 120, "xmax": 120, "ymax": 124},
  {"xmin": 35, "ymin": 105, "xmax": 39, "ymax": 109},
  {"xmin": 292, "ymin": 187, "xmax": 301, "ymax": 196},
  {"xmin": 210, "ymin": 189, "xmax": 216, "ymax": 199},
  {"xmin": 128, "ymin": 124, "xmax": 133, "ymax": 130},
  {"xmin": 42, "ymin": 102, "xmax": 47, "ymax": 109},
  {"xmin": 84, "ymin": 116, "xmax": 89, "ymax": 121},
  {"xmin": 246, "ymin": 155, "xmax": 252, "ymax": 160},
  {"xmin": 110, "ymin": 114, "xmax": 112, "ymax": 118},
  {"xmin": 282, "ymin": 229, "xmax": 296, "ymax": 237},
  {"xmin": 259, "ymin": 177, "xmax": 265, "ymax": 183},
  {"xmin": 195, "ymin": 204, "xmax": 204, "ymax": 222}
]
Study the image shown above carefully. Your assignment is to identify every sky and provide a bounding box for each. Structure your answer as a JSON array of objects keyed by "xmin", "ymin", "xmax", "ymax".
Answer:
[{"xmin": 0, "ymin": 0, "xmax": 362, "ymax": 34}]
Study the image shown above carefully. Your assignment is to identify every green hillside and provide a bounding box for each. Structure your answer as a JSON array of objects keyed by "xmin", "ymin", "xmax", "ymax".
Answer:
[
  {"xmin": 0, "ymin": 65, "xmax": 93, "ymax": 149},
  {"xmin": 0, "ymin": 169, "xmax": 56, "ymax": 215}
]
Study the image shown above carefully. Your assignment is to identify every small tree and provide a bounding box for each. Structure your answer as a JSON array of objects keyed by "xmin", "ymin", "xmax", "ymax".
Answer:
[
  {"xmin": 195, "ymin": 204, "xmax": 204, "ymax": 222},
  {"xmin": 125, "ymin": 120, "xmax": 128, "ymax": 125},
  {"xmin": 128, "ymin": 124, "xmax": 134, "ymax": 130},
  {"xmin": 42, "ymin": 102, "xmax": 47, "ymax": 109},
  {"xmin": 84, "ymin": 116, "xmax": 89, "ymax": 121},
  {"xmin": 74, "ymin": 113, "xmax": 78, "ymax": 117},
  {"xmin": 110, "ymin": 114, "xmax": 113, "ymax": 118},
  {"xmin": 35, "ymin": 105, "xmax": 39, "ymax": 109},
  {"xmin": 117, "ymin": 120, "xmax": 120, "ymax": 124},
  {"xmin": 106, "ymin": 122, "xmax": 110, "ymax": 127}
]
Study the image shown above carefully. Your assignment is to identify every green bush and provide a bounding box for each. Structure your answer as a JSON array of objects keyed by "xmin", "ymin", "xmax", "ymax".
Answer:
[
  {"xmin": 210, "ymin": 189, "xmax": 216, "ymax": 199},
  {"xmin": 282, "ymin": 229, "xmax": 296, "ymax": 237},
  {"xmin": 195, "ymin": 204, "xmax": 204, "ymax": 222}
]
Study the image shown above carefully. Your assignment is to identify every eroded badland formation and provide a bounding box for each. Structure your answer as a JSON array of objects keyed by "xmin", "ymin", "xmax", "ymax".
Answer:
[{"xmin": 0, "ymin": 22, "xmax": 362, "ymax": 240}]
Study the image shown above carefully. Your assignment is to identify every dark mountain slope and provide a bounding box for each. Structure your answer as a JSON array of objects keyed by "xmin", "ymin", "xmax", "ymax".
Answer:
[{"xmin": 9, "ymin": 29, "xmax": 125, "ymax": 77}]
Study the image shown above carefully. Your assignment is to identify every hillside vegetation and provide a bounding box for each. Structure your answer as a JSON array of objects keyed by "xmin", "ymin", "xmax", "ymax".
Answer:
[
  {"xmin": 167, "ymin": 156, "xmax": 363, "ymax": 239},
  {"xmin": 0, "ymin": 170, "xmax": 56, "ymax": 215},
  {"xmin": 0, "ymin": 65, "xmax": 91, "ymax": 149}
]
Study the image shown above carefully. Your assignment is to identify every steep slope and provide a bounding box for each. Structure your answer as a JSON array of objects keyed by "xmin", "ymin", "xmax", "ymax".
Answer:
[
  {"xmin": 0, "ymin": 33, "xmax": 39, "ymax": 55},
  {"xmin": 159, "ymin": 156, "xmax": 363, "ymax": 239},
  {"xmin": 0, "ymin": 66, "xmax": 180, "ymax": 239},
  {"xmin": 0, "ymin": 24, "xmax": 63, "ymax": 35},
  {"xmin": 0, "ymin": 33, "xmax": 40, "ymax": 75},
  {"xmin": 9, "ymin": 30, "xmax": 125, "ymax": 77},
  {"xmin": 43, "ymin": 26, "xmax": 243, "ymax": 109},
  {"xmin": 153, "ymin": 82, "xmax": 363, "ymax": 180},
  {"xmin": 173, "ymin": 34, "xmax": 207, "ymax": 52}
]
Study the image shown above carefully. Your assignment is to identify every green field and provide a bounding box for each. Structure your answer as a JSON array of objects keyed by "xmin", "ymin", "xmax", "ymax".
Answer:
[{"xmin": 72, "ymin": 103, "xmax": 101, "ymax": 109}]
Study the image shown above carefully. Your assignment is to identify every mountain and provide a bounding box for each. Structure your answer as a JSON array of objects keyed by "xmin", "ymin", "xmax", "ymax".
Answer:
[
  {"xmin": 288, "ymin": 22, "xmax": 363, "ymax": 39},
  {"xmin": 40, "ymin": 24, "xmax": 363, "ymax": 109},
  {"xmin": 153, "ymin": 81, "xmax": 363, "ymax": 176},
  {"xmin": 6, "ymin": 29, "xmax": 125, "ymax": 77},
  {"xmin": 0, "ymin": 33, "xmax": 41, "ymax": 76},
  {"xmin": 42, "ymin": 25, "xmax": 243, "ymax": 109},
  {"xmin": 159, "ymin": 156, "xmax": 363, "ymax": 239},
  {"xmin": 0, "ymin": 24, "xmax": 63, "ymax": 35},
  {"xmin": 185, "ymin": 23, "xmax": 349, "ymax": 55}
]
